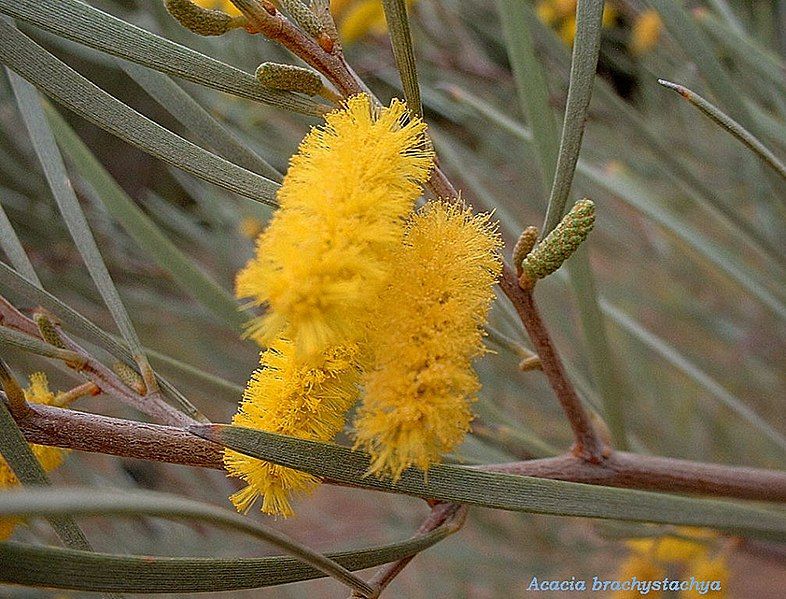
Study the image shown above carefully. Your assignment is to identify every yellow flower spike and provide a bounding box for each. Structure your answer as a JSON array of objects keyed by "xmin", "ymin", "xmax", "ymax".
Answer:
[
  {"xmin": 2, "ymin": 373, "xmax": 68, "ymax": 539},
  {"xmin": 681, "ymin": 556, "xmax": 729, "ymax": 598},
  {"xmin": 552, "ymin": 0, "xmax": 578, "ymax": 19},
  {"xmin": 236, "ymin": 94, "xmax": 434, "ymax": 358},
  {"xmin": 536, "ymin": 1, "xmax": 559, "ymax": 27},
  {"xmin": 631, "ymin": 9, "xmax": 663, "ymax": 56},
  {"xmin": 353, "ymin": 201, "xmax": 502, "ymax": 481},
  {"xmin": 23, "ymin": 371, "xmax": 57, "ymax": 406},
  {"xmin": 336, "ymin": 0, "xmax": 417, "ymax": 45},
  {"xmin": 626, "ymin": 527, "xmax": 716, "ymax": 564},
  {"xmin": 558, "ymin": 14, "xmax": 577, "ymax": 45},
  {"xmin": 0, "ymin": 517, "xmax": 19, "ymax": 541},
  {"xmin": 612, "ymin": 555, "xmax": 665, "ymax": 599},
  {"xmin": 223, "ymin": 339, "xmax": 361, "ymax": 516},
  {"xmin": 602, "ymin": 4, "xmax": 617, "ymax": 28},
  {"xmin": 339, "ymin": 0, "xmax": 387, "ymax": 44}
]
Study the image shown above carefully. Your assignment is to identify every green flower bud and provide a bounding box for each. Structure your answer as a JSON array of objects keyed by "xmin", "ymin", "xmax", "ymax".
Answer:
[
  {"xmin": 280, "ymin": 0, "xmax": 325, "ymax": 40},
  {"xmin": 255, "ymin": 62, "xmax": 323, "ymax": 96},
  {"xmin": 520, "ymin": 199, "xmax": 595, "ymax": 287},
  {"xmin": 33, "ymin": 311, "xmax": 66, "ymax": 349},
  {"xmin": 164, "ymin": 0, "xmax": 239, "ymax": 36},
  {"xmin": 513, "ymin": 225, "xmax": 539, "ymax": 277},
  {"xmin": 112, "ymin": 362, "xmax": 147, "ymax": 395}
]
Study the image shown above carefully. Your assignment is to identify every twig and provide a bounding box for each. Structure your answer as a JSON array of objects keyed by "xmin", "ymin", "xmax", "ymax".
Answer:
[
  {"xmin": 0, "ymin": 296, "xmax": 192, "ymax": 427},
  {"xmin": 481, "ymin": 453, "xmax": 786, "ymax": 502},
  {"xmin": 498, "ymin": 263, "xmax": 605, "ymax": 462},
  {"xmin": 348, "ymin": 503, "xmax": 467, "ymax": 598},
  {"xmin": 229, "ymin": 0, "xmax": 361, "ymax": 96},
  {"xmin": 12, "ymin": 404, "xmax": 786, "ymax": 503}
]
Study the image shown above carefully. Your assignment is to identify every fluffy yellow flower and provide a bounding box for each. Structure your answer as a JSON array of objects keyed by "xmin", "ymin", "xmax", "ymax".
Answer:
[
  {"xmin": 353, "ymin": 201, "xmax": 501, "ymax": 480},
  {"xmin": 332, "ymin": 0, "xmax": 417, "ymax": 45},
  {"xmin": 626, "ymin": 527, "xmax": 715, "ymax": 563},
  {"xmin": 1, "ymin": 373, "xmax": 67, "ymax": 539},
  {"xmin": 236, "ymin": 94, "xmax": 433, "ymax": 358},
  {"xmin": 191, "ymin": 0, "xmax": 241, "ymax": 17},
  {"xmin": 536, "ymin": 0, "xmax": 616, "ymax": 45},
  {"xmin": 682, "ymin": 556, "xmax": 729, "ymax": 598},
  {"xmin": 223, "ymin": 339, "xmax": 360, "ymax": 516},
  {"xmin": 631, "ymin": 9, "xmax": 662, "ymax": 55},
  {"xmin": 612, "ymin": 554, "xmax": 665, "ymax": 599}
]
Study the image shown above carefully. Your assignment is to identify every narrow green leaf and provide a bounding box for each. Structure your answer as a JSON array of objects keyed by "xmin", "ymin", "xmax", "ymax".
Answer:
[
  {"xmin": 0, "ymin": 400, "xmax": 91, "ymax": 551},
  {"xmin": 0, "ymin": 488, "xmax": 374, "ymax": 596},
  {"xmin": 495, "ymin": 0, "xmax": 632, "ymax": 449},
  {"xmin": 0, "ymin": 521, "xmax": 452, "ymax": 592},
  {"xmin": 658, "ymin": 79, "xmax": 786, "ymax": 183},
  {"xmin": 0, "ymin": 0, "xmax": 324, "ymax": 116},
  {"xmin": 542, "ymin": 0, "xmax": 604, "ymax": 234},
  {"xmin": 499, "ymin": 8, "xmax": 784, "ymax": 270},
  {"xmin": 0, "ymin": 248, "xmax": 205, "ymax": 423},
  {"xmin": 495, "ymin": 0, "xmax": 560, "ymax": 192},
  {"xmin": 192, "ymin": 424, "xmax": 786, "ymax": 541},
  {"xmin": 0, "ymin": 22, "xmax": 280, "ymax": 207},
  {"xmin": 601, "ymin": 302, "xmax": 786, "ymax": 456},
  {"xmin": 579, "ymin": 163, "xmax": 786, "ymax": 320},
  {"xmin": 697, "ymin": 10, "xmax": 786, "ymax": 95},
  {"xmin": 564, "ymin": 247, "xmax": 628, "ymax": 448},
  {"xmin": 704, "ymin": 0, "xmax": 745, "ymax": 35},
  {"xmin": 44, "ymin": 104, "xmax": 246, "ymax": 331},
  {"xmin": 121, "ymin": 62, "xmax": 283, "ymax": 183},
  {"xmin": 0, "ymin": 326, "xmax": 84, "ymax": 363},
  {"xmin": 0, "ymin": 199, "xmax": 39, "ymax": 285},
  {"xmin": 645, "ymin": 0, "xmax": 758, "ymax": 135},
  {"xmin": 381, "ymin": 0, "xmax": 422, "ymax": 117},
  {"xmin": 444, "ymin": 87, "xmax": 786, "ymax": 317},
  {"xmin": 9, "ymin": 71, "xmax": 152, "ymax": 365}
]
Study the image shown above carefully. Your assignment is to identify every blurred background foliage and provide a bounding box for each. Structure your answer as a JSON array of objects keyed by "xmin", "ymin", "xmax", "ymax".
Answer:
[{"xmin": 0, "ymin": 0, "xmax": 784, "ymax": 596}]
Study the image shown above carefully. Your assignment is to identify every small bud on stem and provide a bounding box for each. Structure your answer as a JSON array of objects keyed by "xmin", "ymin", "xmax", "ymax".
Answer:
[
  {"xmin": 33, "ymin": 310, "xmax": 66, "ymax": 349},
  {"xmin": 513, "ymin": 225, "xmax": 539, "ymax": 277},
  {"xmin": 112, "ymin": 362, "xmax": 147, "ymax": 396},
  {"xmin": 164, "ymin": 0, "xmax": 248, "ymax": 36},
  {"xmin": 519, "ymin": 199, "xmax": 595, "ymax": 289},
  {"xmin": 255, "ymin": 62, "xmax": 325, "ymax": 97}
]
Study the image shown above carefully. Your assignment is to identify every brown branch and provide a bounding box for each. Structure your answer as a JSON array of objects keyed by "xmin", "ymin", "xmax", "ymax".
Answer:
[
  {"xmin": 498, "ymin": 263, "xmax": 604, "ymax": 462},
  {"xmin": 481, "ymin": 453, "xmax": 786, "ymax": 502},
  {"xmin": 0, "ymin": 296, "xmax": 192, "ymax": 427},
  {"xmin": 13, "ymin": 404, "xmax": 786, "ymax": 503},
  {"xmin": 16, "ymin": 403, "xmax": 223, "ymax": 469},
  {"xmin": 349, "ymin": 503, "xmax": 468, "ymax": 599},
  {"xmin": 229, "ymin": 0, "xmax": 361, "ymax": 96}
]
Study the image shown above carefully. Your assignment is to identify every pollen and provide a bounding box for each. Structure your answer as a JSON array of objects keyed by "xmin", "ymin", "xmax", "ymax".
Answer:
[
  {"xmin": 223, "ymin": 338, "xmax": 360, "ymax": 516},
  {"xmin": 353, "ymin": 201, "xmax": 502, "ymax": 481},
  {"xmin": 236, "ymin": 94, "xmax": 434, "ymax": 358}
]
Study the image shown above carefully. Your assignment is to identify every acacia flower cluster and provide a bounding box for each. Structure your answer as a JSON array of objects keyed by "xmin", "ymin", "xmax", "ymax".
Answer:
[
  {"xmin": 228, "ymin": 94, "xmax": 501, "ymax": 516},
  {"xmin": 236, "ymin": 94, "xmax": 432, "ymax": 358},
  {"xmin": 613, "ymin": 528, "xmax": 729, "ymax": 599},
  {"xmin": 354, "ymin": 202, "xmax": 501, "ymax": 480},
  {"xmin": 1, "ymin": 373, "xmax": 67, "ymax": 539},
  {"xmin": 224, "ymin": 339, "xmax": 360, "ymax": 517}
]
